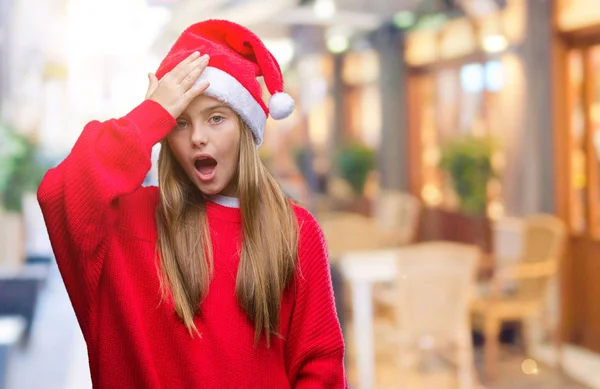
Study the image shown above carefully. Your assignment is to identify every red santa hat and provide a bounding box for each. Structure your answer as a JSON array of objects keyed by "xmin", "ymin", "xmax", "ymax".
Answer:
[{"xmin": 155, "ymin": 19, "xmax": 295, "ymax": 146}]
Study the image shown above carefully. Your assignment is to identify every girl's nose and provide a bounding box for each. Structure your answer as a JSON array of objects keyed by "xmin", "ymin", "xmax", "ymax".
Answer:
[{"xmin": 190, "ymin": 125, "xmax": 208, "ymax": 148}]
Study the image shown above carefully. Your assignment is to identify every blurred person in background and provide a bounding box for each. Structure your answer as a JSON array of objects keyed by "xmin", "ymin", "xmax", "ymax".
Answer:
[{"xmin": 37, "ymin": 19, "xmax": 346, "ymax": 389}]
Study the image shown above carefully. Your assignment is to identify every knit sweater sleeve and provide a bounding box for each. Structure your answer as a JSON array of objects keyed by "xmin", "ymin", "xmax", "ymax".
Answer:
[
  {"xmin": 286, "ymin": 208, "xmax": 348, "ymax": 389},
  {"xmin": 37, "ymin": 100, "xmax": 175, "ymax": 331}
]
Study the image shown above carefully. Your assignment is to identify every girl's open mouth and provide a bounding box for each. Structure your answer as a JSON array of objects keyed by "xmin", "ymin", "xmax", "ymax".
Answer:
[{"xmin": 194, "ymin": 157, "xmax": 217, "ymax": 181}]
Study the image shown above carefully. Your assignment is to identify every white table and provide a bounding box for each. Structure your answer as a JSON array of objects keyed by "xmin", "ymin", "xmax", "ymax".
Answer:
[
  {"xmin": 338, "ymin": 250, "xmax": 398, "ymax": 389},
  {"xmin": 0, "ymin": 316, "xmax": 24, "ymax": 346},
  {"xmin": 0, "ymin": 315, "xmax": 25, "ymax": 389}
]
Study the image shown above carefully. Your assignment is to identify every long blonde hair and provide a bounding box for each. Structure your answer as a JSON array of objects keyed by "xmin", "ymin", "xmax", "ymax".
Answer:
[{"xmin": 155, "ymin": 117, "xmax": 298, "ymax": 346}]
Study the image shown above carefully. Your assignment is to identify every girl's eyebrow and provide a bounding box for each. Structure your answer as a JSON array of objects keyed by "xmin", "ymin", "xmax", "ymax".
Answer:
[{"xmin": 200, "ymin": 103, "xmax": 232, "ymax": 115}]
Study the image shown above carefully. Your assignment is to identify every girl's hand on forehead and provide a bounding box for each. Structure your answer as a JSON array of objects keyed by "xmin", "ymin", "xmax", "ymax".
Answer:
[{"xmin": 145, "ymin": 51, "xmax": 210, "ymax": 118}]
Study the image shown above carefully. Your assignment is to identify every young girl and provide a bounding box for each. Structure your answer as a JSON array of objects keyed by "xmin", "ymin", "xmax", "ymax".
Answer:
[{"xmin": 38, "ymin": 20, "xmax": 346, "ymax": 388}]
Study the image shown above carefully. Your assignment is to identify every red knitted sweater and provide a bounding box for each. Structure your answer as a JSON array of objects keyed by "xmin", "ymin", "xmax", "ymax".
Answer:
[{"xmin": 37, "ymin": 100, "xmax": 347, "ymax": 388}]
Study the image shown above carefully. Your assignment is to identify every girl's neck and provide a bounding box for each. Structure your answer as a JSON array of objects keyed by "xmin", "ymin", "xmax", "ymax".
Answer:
[{"xmin": 204, "ymin": 193, "xmax": 239, "ymax": 209}]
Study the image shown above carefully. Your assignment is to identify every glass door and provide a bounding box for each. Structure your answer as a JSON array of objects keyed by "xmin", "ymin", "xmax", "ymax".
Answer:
[
  {"xmin": 586, "ymin": 45, "xmax": 600, "ymax": 239},
  {"xmin": 567, "ymin": 49, "xmax": 588, "ymax": 234},
  {"xmin": 566, "ymin": 44, "xmax": 600, "ymax": 239}
]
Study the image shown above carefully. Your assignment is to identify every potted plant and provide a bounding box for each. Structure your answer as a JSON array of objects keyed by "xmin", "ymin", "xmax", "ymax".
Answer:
[
  {"xmin": 0, "ymin": 122, "xmax": 50, "ymax": 268},
  {"xmin": 334, "ymin": 143, "xmax": 375, "ymax": 214},
  {"xmin": 439, "ymin": 135, "xmax": 497, "ymax": 216},
  {"xmin": 437, "ymin": 134, "xmax": 498, "ymax": 252}
]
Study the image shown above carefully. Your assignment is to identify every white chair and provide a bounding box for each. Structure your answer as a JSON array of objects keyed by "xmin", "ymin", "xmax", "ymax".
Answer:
[
  {"xmin": 372, "ymin": 190, "xmax": 421, "ymax": 247},
  {"xmin": 370, "ymin": 191, "xmax": 422, "ymax": 316},
  {"xmin": 472, "ymin": 214, "xmax": 567, "ymax": 380},
  {"xmin": 390, "ymin": 242, "xmax": 480, "ymax": 389},
  {"xmin": 318, "ymin": 211, "xmax": 391, "ymax": 261}
]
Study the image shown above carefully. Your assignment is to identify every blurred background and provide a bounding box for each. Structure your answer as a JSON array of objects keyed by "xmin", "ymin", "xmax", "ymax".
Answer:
[{"xmin": 1, "ymin": 0, "xmax": 599, "ymax": 388}]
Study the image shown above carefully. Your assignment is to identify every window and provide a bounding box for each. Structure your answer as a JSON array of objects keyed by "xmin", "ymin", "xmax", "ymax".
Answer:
[
  {"xmin": 415, "ymin": 60, "xmax": 506, "ymax": 216},
  {"xmin": 567, "ymin": 49, "xmax": 588, "ymax": 234}
]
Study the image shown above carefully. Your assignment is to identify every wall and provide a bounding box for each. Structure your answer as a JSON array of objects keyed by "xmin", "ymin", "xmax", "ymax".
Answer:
[{"xmin": 558, "ymin": 0, "xmax": 600, "ymax": 31}]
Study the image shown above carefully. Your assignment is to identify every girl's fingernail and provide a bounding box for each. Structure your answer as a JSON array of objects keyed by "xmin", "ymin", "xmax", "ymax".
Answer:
[{"xmin": 200, "ymin": 54, "xmax": 209, "ymax": 65}]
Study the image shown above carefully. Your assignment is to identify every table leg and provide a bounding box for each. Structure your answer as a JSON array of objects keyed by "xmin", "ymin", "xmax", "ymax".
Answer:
[
  {"xmin": 352, "ymin": 281, "xmax": 374, "ymax": 389},
  {"xmin": 484, "ymin": 317, "xmax": 500, "ymax": 381}
]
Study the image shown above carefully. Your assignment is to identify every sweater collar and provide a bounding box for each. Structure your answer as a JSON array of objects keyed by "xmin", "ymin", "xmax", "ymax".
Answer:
[
  {"xmin": 204, "ymin": 194, "xmax": 239, "ymax": 209},
  {"xmin": 204, "ymin": 194, "xmax": 241, "ymax": 223}
]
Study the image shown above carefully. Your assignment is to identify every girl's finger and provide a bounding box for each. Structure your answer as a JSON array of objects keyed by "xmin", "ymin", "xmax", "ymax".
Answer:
[
  {"xmin": 176, "ymin": 54, "xmax": 209, "ymax": 84},
  {"xmin": 145, "ymin": 73, "xmax": 159, "ymax": 99},
  {"xmin": 150, "ymin": 73, "xmax": 159, "ymax": 88},
  {"xmin": 168, "ymin": 51, "xmax": 201, "ymax": 81},
  {"xmin": 183, "ymin": 81, "xmax": 210, "ymax": 103},
  {"xmin": 180, "ymin": 63, "xmax": 206, "ymax": 89}
]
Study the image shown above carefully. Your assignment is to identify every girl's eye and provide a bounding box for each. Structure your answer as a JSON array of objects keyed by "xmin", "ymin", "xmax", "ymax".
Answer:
[
  {"xmin": 176, "ymin": 120, "xmax": 189, "ymax": 129},
  {"xmin": 210, "ymin": 115, "xmax": 224, "ymax": 124}
]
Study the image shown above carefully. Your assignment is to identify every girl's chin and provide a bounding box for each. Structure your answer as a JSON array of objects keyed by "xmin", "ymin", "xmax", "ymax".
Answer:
[{"xmin": 195, "ymin": 183, "xmax": 224, "ymax": 196}]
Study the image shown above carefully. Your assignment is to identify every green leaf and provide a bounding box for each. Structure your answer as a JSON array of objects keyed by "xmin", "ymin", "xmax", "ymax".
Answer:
[
  {"xmin": 0, "ymin": 122, "xmax": 52, "ymax": 212},
  {"xmin": 439, "ymin": 135, "xmax": 498, "ymax": 216},
  {"xmin": 335, "ymin": 143, "xmax": 375, "ymax": 195}
]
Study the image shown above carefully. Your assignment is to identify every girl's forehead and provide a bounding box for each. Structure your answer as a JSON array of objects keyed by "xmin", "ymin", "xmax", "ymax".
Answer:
[{"xmin": 183, "ymin": 95, "xmax": 234, "ymax": 116}]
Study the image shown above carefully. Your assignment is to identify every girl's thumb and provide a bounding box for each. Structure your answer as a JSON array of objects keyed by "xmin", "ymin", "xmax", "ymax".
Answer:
[{"xmin": 145, "ymin": 73, "xmax": 158, "ymax": 99}]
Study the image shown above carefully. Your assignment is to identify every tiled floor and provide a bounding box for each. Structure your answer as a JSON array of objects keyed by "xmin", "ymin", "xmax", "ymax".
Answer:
[
  {"xmin": 3, "ymin": 262, "xmax": 592, "ymax": 389},
  {"xmin": 344, "ymin": 323, "xmax": 590, "ymax": 389},
  {"xmin": 345, "ymin": 356, "xmax": 587, "ymax": 389},
  {"xmin": 482, "ymin": 354, "xmax": 586, "ymax": 389}
]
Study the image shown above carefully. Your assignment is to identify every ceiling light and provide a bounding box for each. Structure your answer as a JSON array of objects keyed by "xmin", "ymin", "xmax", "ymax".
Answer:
[
  {"xmin": 326, "ymin": 35, "xmax": 349, "ymax": 54},
  {"xmin": 314, "ymin": 0, "xmax": 336, "ymax": 20},
  {"xmin": 263, "ymin": 38, "xmax": 295, "ymax": 71},
  {"xmin": 482, "ymin": 34, "xmax": 508, "ymax": 53}
]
